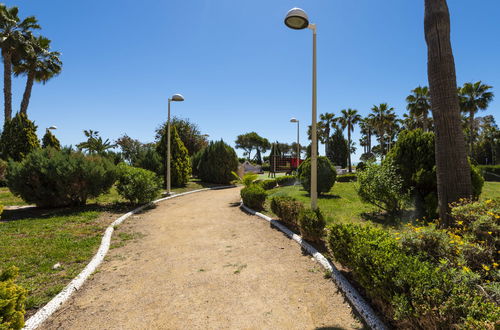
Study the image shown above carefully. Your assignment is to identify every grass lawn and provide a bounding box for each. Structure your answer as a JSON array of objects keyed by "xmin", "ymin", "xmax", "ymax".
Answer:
[
  {"xmin": 0, "ymin": 207, "xmax": 114, "ymax": 313},
  {"xmin": 265, "ymin": 180, "xmax": 500, "ymax": 227},
  {"xmin": 266, "ymin": 182, "xmax": 379, "ymax": 225},
  {"xmin": 0, "ymin": 187, "xmax": 27, "ymax": 206}
]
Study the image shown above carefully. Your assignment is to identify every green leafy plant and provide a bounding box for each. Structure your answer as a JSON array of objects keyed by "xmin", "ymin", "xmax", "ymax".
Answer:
[
  {"xmin": 198, "ymin": 140, "xmax": 239, "ymax": 184},
  {"xmin": 241, "ymin": 184, "xmax": 267, "ymax": 211},
  {"xmin": 0, "ymin": 112, "xmax": 39, "ymax": 161},
  {"xmin": 298, "ymin": 208, "xmax": 326, "ymax": 242},
  {"xmin": 7, "ymin": 148, "xmax": 117, "ymax": 207},
  {"xmin": 259, "ymin": 179, "xmax": 277, "ymax": 190},
  {"xmin": 116, "ymin": 165, "xmax": 162, "ymax": 204},
  {"xmin": 275, "ymin": 175, "xmax": 297, "ymax": 186},
  {"xmin": 0, "ymin": 159, "xmax": 7, "ymax": 186},
  {"xmin": 270, "ymin": 196, "xmax": 304, "ymax": 228},
  {"xmin": 0, "ymin": 266, "xmax": 27, "ymax": 330},
  {"xmin": 356, "ymin": 161, "xmax": 411, "ymax": 216},
  {"xmin": 297, "ymin": 156, "xmax": 336, "ymax": 195}
]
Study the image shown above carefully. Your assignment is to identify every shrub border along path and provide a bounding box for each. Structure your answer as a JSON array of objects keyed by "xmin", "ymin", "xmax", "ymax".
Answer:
[
  {"xmin": 240, "ymin": 202, "xmax": 387, "ymax": 330},
  {"xmin": 23, "ymin": 186, "xmax": 235, "ymax": 330}
]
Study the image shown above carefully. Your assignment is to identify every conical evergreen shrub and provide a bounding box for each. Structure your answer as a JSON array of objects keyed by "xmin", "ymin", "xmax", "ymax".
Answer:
[
  {"xmin": 42, "ymin": 130, "xmax": 61, "ymax": 150},
  {"xmin": 0, "ymin": 113, "xmax": 40, "ymax": 161},
  {"xmin": 157, "ymin": 125, "xmax": 191, "ymax": 187},
  {"xmin": 198, "ymin": 140, "xmax": 238, "ymax": 184}
]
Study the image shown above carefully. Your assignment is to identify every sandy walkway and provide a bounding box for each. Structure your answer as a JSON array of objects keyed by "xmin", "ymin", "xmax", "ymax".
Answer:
[{"xmin": 43, "ymin": 188, "xmax": 363, "ymax": 329}]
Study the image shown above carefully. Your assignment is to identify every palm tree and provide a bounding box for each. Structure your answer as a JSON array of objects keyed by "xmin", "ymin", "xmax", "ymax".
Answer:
[
  {"xmin": 359, "ymin": 117, "xmax": 374, "ymax": 154},
  {"xmin": 458, "ymin": 81, "xmax": 494, "ymax": 156},
  {"xmin": 14, "ymin": 35, "xmax": 62, "ymax": 115},
  {"xmin": 406, "ymin": 86, "xmax": 431, "ymax": 131},
  {"xmin": 319, "ymin": 112, "xmax": 337, "ymax": 155},
  {"xmin": 424, "ymin": 0, "xmax": 472, "ymax": 226},
  {"xmin": 0, "ymin": 5, "xmax": 40, "ymax": 123},
  {"xmin": 369, "ymin": 103, "xmax": 397, "ymax": 158},
  {"xmin": 77, "ymin": 130, "xmax": 115, "ymax": 155},
  {"xmin": 338, "ymin": 109, "xmax": 361, "ymax": 172}
]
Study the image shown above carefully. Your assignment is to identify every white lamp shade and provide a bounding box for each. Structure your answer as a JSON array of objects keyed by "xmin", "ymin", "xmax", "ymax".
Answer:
[
  {"xmin": 284, "ymin": 8, "xmax": 309, "ymax": 30},
  {"xmin": 171, "ymin": 94, "xmax": 184, "ymax": 102}
]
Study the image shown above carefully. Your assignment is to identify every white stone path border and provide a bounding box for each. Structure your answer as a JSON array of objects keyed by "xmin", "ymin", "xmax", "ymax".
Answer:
[
  {"xmin": 23, "ymin": 186, "xmax": 235, "ymax": 330},
  {"xmin": 240, "ymin": 203, "xmax": 388, "ymax": 330}
]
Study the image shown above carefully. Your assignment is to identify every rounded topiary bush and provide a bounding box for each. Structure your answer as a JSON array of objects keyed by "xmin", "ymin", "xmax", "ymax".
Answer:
[
  {"xmin": 7, "ymin": 148, "xmax": 117, "ymax": 207},
  {"xmin": 241, "ymin": 184, "xmax": 267, "ymax": 211},
  {"xmin": 117, "ymin": 165, "xmax": 163, "ymax": 204},
  {"xmin": 198, "ymin": 140, "xmax": 238, "ymax": 184},
  {"xmin": 297, "ymin": 156, "xmax": 336, "ymax": 195}
]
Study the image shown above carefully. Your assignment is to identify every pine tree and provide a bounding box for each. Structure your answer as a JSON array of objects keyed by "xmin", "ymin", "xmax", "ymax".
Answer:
[
  {"xmin": 42, "ymin": 129, "xmax": 61, "ymax": 150},
  {"xmin": 156, "ymin": 126, "xmax": 191, "ymax": 187}
]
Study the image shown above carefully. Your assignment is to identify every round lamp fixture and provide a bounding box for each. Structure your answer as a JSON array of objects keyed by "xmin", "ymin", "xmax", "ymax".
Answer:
[
  {"xmin": 290, "ymin": 117, "xmax": 298, "ymax": 123},
  {"xmin": 284, "ymin": 8, "xmax": 309, "ymax": 30},
  {"xmin": 171, "ymin": 94, "xmax": 184, "ymax": 102}
]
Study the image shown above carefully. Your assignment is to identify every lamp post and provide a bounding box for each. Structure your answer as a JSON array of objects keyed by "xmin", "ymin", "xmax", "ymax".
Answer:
[
  {"xmin": 166, "ymin": 93, "xmax": 184, "ymax": 195},
  {"xmin": 285, "ymin": 8, "xmax": 318, "ymax": 209},
  {"xmin": 290, "ymin": 117, "xmax": 300, "ymax": 162}
]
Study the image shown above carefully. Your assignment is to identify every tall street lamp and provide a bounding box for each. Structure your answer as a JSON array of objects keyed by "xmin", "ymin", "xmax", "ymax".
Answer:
[
  {"xmin": 290, "ymin": 117, "xmax": 300, "ymax": 162},
  {"xmin": 284, "ymin": 8, "xmax": 318, "ymax": 209},
  {"xmin": 166, "ymin": 93, "xmax": 184, "ymax": 195}
]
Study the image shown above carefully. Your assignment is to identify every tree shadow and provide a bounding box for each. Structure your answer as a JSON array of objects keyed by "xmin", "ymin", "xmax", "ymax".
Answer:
[{"xmin": 1, "ymin": 202, "xmax": 149, "ymax": 222}]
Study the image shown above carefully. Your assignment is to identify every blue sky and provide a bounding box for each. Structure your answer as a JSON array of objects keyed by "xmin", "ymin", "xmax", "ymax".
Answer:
[{"xmin": 2, "ymin": 0, "xmax": 499, "ymax": 162}]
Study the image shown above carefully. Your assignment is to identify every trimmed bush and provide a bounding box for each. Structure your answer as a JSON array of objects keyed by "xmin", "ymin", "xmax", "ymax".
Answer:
[
  {"xmin": 198, "ymin": 140, "xmax": 239, "ymax": 184},
  {"xmin": 270, "ymin": 196, "xmax": 304, "ymax": 228},
  {"xmin": 275, "ymin": 175, "xmax": 296, "ymax": 186},
  {"xmin": 327, "ymin": 223, "xmax": 500, "ymax": 328},
  {"xmin": 0, "ymin": 113, "xmax": 40, "ymax": 161},
  {"xmin": 298, "ymin": 208, "xmax": 325, "ymax": 242},
  {"xmin": 116, "ymin": 165, "xmax": 162, "ymax": 204},
  {"xmin": 0, "ymin": 266, "xmax": 27, "ymax": 330},
  {"xmin": 297, "ymin": 156, "xmax": 336, "ymax": 195},
  {"xmin": 356, "ymin": 161, "xmax": 411, "ymax": 216},
  {"xmin": 7, "ymin": 149, "xmax": 117, "ymax": 207},
  {"xmin": 478, "ymin": 165, "xmax": 500, "ymax": 182},
  {"xmin": 241, "ymin": 184, "xmax": 267, "ymax": 211},
  {"xmin": 259, "ymin": 179, "xmax": 277, "ymax": 190},
  {"xmin": 191, "ymin": 148, "xmax": 204, "ymax": 177},
  {"xmin": 336, "ymin": 174, "xmax": 357, "ymax": 182}
]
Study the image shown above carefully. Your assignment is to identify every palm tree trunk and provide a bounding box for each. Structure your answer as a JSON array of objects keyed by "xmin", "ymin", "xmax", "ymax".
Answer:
[
  {"xmin": 469, "ymin": 110, "xmax": 474, "ymax": 156},
  {"xmin": 20, "ymin": 71, "xmax": 35, "ymax": 115},
  {"xmin": 425, "ymin": 0, "xmax": 472, "ymax": 227},
  {"xmin": 348, "ymin": 126, "xmax": 352, "ymax": 172},
  {"xmin": 3, "ymin": 51, "xmax": 12, "ymax": 123},
  {"xmin": 423, "ymin": 112, "xmax": 428, "ymax": 132}
]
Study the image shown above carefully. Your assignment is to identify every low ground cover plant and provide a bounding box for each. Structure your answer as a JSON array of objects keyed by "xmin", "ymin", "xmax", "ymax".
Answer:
[
  {"xmin": 7, "ymin": 148, "xmax": 117, "ymax": 207},
  {"xmin": 0, "ymin": 266, "xmax": 26, "ymax": 330},
  {"xmin": 116, "ymin": 165, "xmax": 162, "ymax": 204}
]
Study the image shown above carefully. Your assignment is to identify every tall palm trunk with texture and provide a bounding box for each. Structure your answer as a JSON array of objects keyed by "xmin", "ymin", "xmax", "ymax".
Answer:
[
  {"xmin": 2, "ymin": 50, "xmax": 12, "ymax": 123},
  {"xmin": 424, "ymin": 0, "xmax": 472, "ymax": 226},
  {"xmin": 20, "ymin": 71, "xmax": 35, "ymax": 115}
]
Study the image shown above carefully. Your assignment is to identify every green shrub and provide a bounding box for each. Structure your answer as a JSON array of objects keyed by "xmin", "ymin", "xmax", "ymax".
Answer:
[
  {"xmin": 191, "ymin": 148, "xmax": 205, "ymax": 177},
  {"xmin": 41, "ymin": 129, "xmax": 61, "ymax": 150},
  {"xmin": 356, "ymin": 162, "xmax": 366, "ymax": 171},
  {"xmin": 386, "ymin": 129, "xmax": 485, "ymax": 219},
  {"xmin": 0, "ymin": 159, "xmax": 7, "ymax": 186},
  {"xmin": 198, "ymin": 140, "xmax": 239, "ymax": 184},
  {"xmin": 259, "ymin": 179, "xmax": 277, "ymax": 190},
  {"xmin": 327, "ymin": 223, "xmax": 500, "ymax": 328},
  {"xmin": 298, "ymin": 208, "xmax": 326, "ymax": 242},
  {"xmin": 297, "ymin": 156, "xmax": 336, "ymax": 195},
  {"xmin": 7, "ymin": 149, "xmax": 117, "ymax": 207},
  {"xmin": 0, "ymin": 113, "xmax": 40, "ymax": 161},
  {"xmin": 356, "ymin": 161, "xmax": 411, "ymax": 216},
  {"xmin": 156, "ymin": 126, "xmax": 191, "ymax": 187},
  {"xmin": 0, "ymin": 266, "xmax": 27, "ymax": 330},
  {"xmin": 241, "ymin": 184, "xmax": 267, "ymax": 211},
  {"xmin": 116, "ymin": 165, "xmax": 162, "ymax": 204},
  {"xmin": 275, "ymin": 175, "xmax": 297, "ymax": 186},
  {"xmin": 400, "ymin": 223, "xmax": 454, "ymax": 264},
  {"xmin": 270, "ymin": 196, "xmax": 304, "ymax": 227},
  {"xmin": 133, "ymin": 145, "xmax": 162, "ymax": 176},
  {"xmin": 478, "ymin": 165, "xmax": 500, "ymax": 182},
  {"xmin": 336, "ymin": 173, "xmax": 357, "ymax": 182}
]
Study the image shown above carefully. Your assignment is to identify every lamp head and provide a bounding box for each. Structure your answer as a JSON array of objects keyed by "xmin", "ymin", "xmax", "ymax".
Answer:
[
  {"xmin": 48, "ymin": 126, "xmax": 57, "ymax": 130},
  {"xmin": 290, "ymin": 117, "xmax": 298, "ymax": 123},
  {"xmin": 171, "ymin": 94, "xmax": 184, "ymax": 102},
  {"xmin": 284, "ymin": 8, "xmax": 309, "ymax": 30}
]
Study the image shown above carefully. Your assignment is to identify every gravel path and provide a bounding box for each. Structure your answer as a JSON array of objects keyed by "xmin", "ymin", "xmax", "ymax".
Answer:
[{"xmin": 43, "ymin": 187, "xmax": 363, "ymax": 329}]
